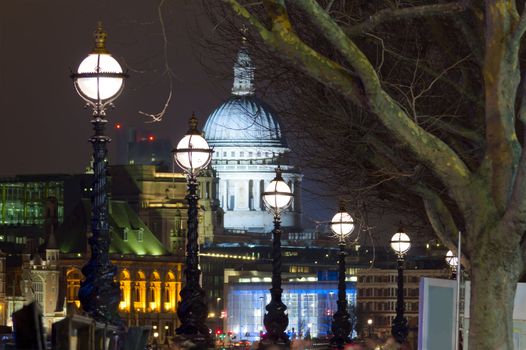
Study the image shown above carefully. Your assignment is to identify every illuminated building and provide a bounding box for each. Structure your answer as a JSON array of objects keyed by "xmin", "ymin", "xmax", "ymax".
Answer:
[
  {"xmin": 0, "ymin": 171, "xmax": 184, "ymax": 342},
  {"xmin": 203, "ymin": 42, "xmax": 302, "ymax": 233},
  {"xmin": 109, "ymin": 164, "xmax": 221, "ymax": 252},
  {"xmin": 355, "ymin": 265, "xmax": 448, "ymax": 345},
  {"xmin": 222, "ymin": 269, "xmax": 356, "ymax": 341},
  {"xmin": 56, "ymin": 199, "xmax": 182, "ymax": 341}
]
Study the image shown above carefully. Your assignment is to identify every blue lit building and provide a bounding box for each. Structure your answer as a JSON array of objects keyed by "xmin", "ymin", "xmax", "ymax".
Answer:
[{"xmin": 224, "ymin": 277, "xmax": 356, "ymax": 341}]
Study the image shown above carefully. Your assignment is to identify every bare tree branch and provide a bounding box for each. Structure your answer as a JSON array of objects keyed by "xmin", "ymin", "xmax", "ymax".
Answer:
[
  {"xmin": 290, "ymin": 0, "xmax": 472, "ymax": 199},
  {"xmin": 138, "ymin": 0, "xmax": 175, "ymax": 123},
  {"xmin": 417, "ymin": 185, "xmax": 471, "ymax": 269},
  {"xmin": 345, "ymin": 2, "xmax": 467, "ymax": 37}
]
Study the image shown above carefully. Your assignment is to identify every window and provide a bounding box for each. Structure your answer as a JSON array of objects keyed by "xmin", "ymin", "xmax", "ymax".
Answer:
[
  {"xmin": 240, "ymin": 151, "xmax": 245, "ymax": 157},
  {"xmin": 248, "ymin": 152, "xmax": 253, "ymax": 157},
  {"xmin": 257, "ymin": 152, "xmax": 261, "ymax": 157},
  {"xmin": 123, "ymin": 228, "xmax": 128, "ymax": 241},
  {"xmin": 223, "ymin": 152, "xmax": 227, "ymax": 157},
  {"xmin": 231, "ymin": 151, "xmax": 235, "ymax": 157},
  {"xmin": 32, "ymin": 277, "xmax": 44, "ymax": 305},
  {"xmin": 135, "ymin": 285, "xmax": 141, "ymax": 302},
  {"xmin": 138, "ymin": 228, "xmax": 144, "ymax": 242},
  {"xmin": 66, "ymin": 269, "xmax": 81, "ymax": 304}
]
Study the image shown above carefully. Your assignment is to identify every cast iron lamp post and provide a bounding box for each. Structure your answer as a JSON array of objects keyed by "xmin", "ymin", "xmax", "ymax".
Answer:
[
  {"xmin": 71, "ymin": 22, "xmax": 127, "ymax": 325},
  {"xmin": 389, "ymin": 228, "xmax": 411, "ymax": 344},
  {"xmin": 173, "ymin": 114, "xmax": 213, "ymax": 347},
  {"xmin": 259, "ymin": 166, "xmax": 293, "ymax": 349},
  {"xmin": 329, "ymin": 205, "xmax": 355, "ymax": 349},
  {"xmin": 445, "ymin": 250, "xmax": 459, "ymax": 279},
  {"xmin": 367, "ymin": 319, "xmax": 373, "ymax": 338}
]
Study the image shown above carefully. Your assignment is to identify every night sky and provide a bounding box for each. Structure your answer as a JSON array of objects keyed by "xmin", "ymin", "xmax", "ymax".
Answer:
[
  {"xmin": 0, "ymin": 0, "xmax": 228, "ymax": 175},
  {"xmin": 0, "ymin": 1, "xmax": 339, "ymax": 228}
]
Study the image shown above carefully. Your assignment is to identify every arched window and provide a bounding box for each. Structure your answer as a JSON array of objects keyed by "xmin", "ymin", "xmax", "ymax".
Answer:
[
  {"xmin": 164, "ymin": 271, "xmax": 177, "ymax": 312},
  {"xmin": 134, "ymin": 271, "xmax": 146, "ymax": 311},
  {"xmin": 149, "ymin": 272, "xmax": 161, "ymax": 312},
  {"xmin": 66, "ymin": 269, "xmax": 82, "ymax": 307},
  {"xmin": 119, "ymin": 270, "xmax": 131, "ymax": 312},
  {"xmin": 32, "ymin": 276, "xmax": 44, "ymax": 306}
]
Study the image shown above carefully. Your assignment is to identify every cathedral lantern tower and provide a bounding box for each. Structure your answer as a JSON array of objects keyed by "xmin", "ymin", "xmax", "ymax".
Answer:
[{"xmin": 203, "ymin": 41, "xmax": 302, "ymax": 233}]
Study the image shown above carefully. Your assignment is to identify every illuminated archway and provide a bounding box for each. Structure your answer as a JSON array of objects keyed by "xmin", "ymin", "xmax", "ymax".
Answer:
[
  {"xmin": 66, "ymin": 268, "xmax": 82, "ymax": 308},
  {"xmin": 149, "ymin": 271, "xmax": 161, "ymax": 312},
  {"xmin": 119, "ymin": 269, "xmax": 131, "ymax": 312},
  {"xmin": 164, "ymin": 271, "xmax": 177, "ymax": 312},
  {"xmin": 134, "ymin": 271, "xmax": 146, "ymax": 311}
]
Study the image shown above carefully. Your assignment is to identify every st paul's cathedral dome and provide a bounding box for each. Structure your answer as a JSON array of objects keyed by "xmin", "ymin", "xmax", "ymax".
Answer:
[{"xmin": 203, "ymin": 43, "xmax": 302, "ymax": 233}]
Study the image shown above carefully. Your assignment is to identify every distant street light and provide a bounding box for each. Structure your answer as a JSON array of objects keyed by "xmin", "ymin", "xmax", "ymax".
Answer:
[
  {"xmin": 367, "ymin": 318, "xmax": 373, "ymax": 338},
  {"xmin": 329, "ymin": 204, "xmax": 355, "ymax": 349},
  {"xmin": 259, "ymin": 166, "xmax": 293, "ymax": 349},
  {"xmin": 390, "ymin": 227, "xmax": 411, "ymax": 344},
  {"xmin": 71, "ymin": 22, "xmax": 127, "ymax": 325},
  {"xmin": 173, "ymin": 113, "xmax": 213, "ymax": 347},
  {"xmin": 445, "ymin": 250, "xmax": 459, "ymax": 279}
]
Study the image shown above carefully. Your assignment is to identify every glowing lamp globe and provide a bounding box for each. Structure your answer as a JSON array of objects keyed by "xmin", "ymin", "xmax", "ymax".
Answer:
[
  {"xmin": 262, "ymin": 167, "xmax": 293, "ymax": 213},
  {"xmin": 445, "ymin": 250, "xmax": 458, "ymax": 268},
  {"xmin": 76, "ymin": 53, "xmax": 124, "ymax": 101},
  {"xmin": 390, "ymin": 231, "xmax": 411, "ymax": 256},
  {"xmin": 174, "ymin": 114, "xmax": 212, "ymax": 174},
  {"xmin": 330, "ymin": 211, "xmax": 355, "ymax": 238},
  {"xmin": 72, "ymin": 22, "xmax": 127, "ymax": 108}
]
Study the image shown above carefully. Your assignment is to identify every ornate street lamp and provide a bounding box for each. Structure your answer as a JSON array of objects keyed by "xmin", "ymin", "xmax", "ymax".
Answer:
[
  {"xmin": 389, "ymin": 228, "xmax": 411, "ymax": 344},
  {"xmin": 173, "ymin": 113, "xmax": 213, "ymax": 347},
  {"xmin": 329, "ymin": 205, "xmax": 355, "ymax": 349},
  {"xmin": 259, "ymin": 166, "xmax": 293, "ymax": 349},
  {"xmin": 367, "ymin": 319, "xmax": 373, "ymax": 338},
  {"xmin": 71, "ymin": 22, "xmax": 127, "ymax": 325},
  {"xmin": 445, "ymin": 250, "xmax": 459, "ymax": 279}
]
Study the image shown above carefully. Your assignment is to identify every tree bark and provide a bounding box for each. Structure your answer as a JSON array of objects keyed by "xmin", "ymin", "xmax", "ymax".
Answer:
[{"xmin": 468, "ymin": 233, "xmax": 522, "ymax": 350}]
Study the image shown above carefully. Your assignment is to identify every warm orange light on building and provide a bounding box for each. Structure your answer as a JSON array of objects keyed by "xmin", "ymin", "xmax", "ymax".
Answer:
[{"xmin": 119, "ymin": 270, "xmax": 131, "ymax": 312}]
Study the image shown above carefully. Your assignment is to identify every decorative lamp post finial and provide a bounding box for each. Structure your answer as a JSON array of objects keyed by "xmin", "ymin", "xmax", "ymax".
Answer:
[
  {"xmin": 188, "ymin": 112, "xmax": 199, "ymax": 134},
  {"xmin": 93, "ymin": 21, "xmax": 108, "ymax": 54}
]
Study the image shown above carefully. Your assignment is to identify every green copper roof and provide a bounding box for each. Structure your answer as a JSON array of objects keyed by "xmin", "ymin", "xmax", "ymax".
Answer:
[{"xmin": 56, "ymin": 199, "xmax": 169, "ymax": 256}]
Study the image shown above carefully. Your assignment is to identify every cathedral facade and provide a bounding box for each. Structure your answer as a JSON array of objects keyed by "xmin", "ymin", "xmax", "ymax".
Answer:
[{"xmin": 203, "ymin": 43, "xmax": 302, "ymax": 233}]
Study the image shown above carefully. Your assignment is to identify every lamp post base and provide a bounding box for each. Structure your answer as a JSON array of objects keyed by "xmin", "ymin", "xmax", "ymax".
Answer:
[
  {"xmin": 173, "ymin": 334, "xmax": 213, "ymax": 350},
  {"xmin": 258, "ymin": 337, "xmax": 290, "ymax": 350},
  {"xmin": 259, "ymin": 217, "xmax": 290, "ymax": 350}
]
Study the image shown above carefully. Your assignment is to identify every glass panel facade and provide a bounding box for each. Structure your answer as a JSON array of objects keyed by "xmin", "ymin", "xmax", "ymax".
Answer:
[
  {"xmin": 0, "ymin": 181, "xmax": 64, "ymax": 225},
  {"xmin": 226, "ymin": 281, "xmax": 356, "ymax": 341}
]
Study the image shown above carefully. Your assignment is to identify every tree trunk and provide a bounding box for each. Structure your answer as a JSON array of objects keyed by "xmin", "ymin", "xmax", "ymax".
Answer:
[{"xmin": 468, "ymin": 238, "xmax": 521, "ymax": 350}]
